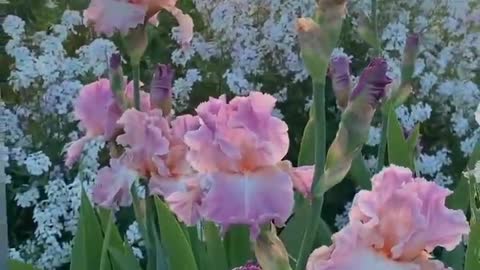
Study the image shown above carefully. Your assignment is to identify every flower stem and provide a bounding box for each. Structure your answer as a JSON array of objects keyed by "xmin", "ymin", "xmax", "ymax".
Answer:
[
  {"xmin": 132, "ymin": 63, "xmax": 141, "ymax": 110},
  {"xmin": 0, "ymin": 136, "xmax": 8, "ymax": 270},
  {"xmin": 295, "ymin": 79, "xmax": 326, "ymax": 270},
  {"xmin": 376, "ymin": 107, "xmax": 389, "ymax": 172}
]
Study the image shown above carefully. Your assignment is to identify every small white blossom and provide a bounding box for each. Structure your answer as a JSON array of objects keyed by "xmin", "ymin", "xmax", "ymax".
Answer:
[
  {"xmin": 25, "ymin": 152, "xmax": 51, "ymax": 176},
  {"xmin": 15, "ymin": 187, "xmax": 40, "ymax": 208}
]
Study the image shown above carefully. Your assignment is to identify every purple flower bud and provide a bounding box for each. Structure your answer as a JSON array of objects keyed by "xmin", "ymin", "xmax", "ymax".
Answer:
[
  {"xmin": 150, "ymin": 64, "xmax": 175, "ymax": 115},
  {"xmin": 232, "ymin": 261, "xmax": 262, "ymax": 270},
  {"xmin": 110, "ymin": 53, "xmax": 122, "ymax": 70},
  {"xmin": 329, "ymin": 56, "xmax": 352, "ymax": 109},
  {"xmin": 350, "ymin": 58, "xmax": 392, "ymax": 107}
]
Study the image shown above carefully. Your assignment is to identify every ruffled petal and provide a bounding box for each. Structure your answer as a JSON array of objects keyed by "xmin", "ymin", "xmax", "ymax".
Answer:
[
  {"xmin": 164, "ymin": 6, "xmax": 194, "ymax": 46},
  {"xmin": 92, "ymin": 158, "xmax": 138, "ymax": 208},
  {"xmin": 116, "ymin": 109, "xmax": 170, "ymax": 176},
  {"xmin": 74, "ymin": 79, "xmax": 115, "ymax": 136},
  {"xmin": 307, "ymin": 223, "xmax": 449, "ymax": 270},
  {"xmin": 84, "ymin": 0, "xmax": 147, "ymax": 37},
  {"xmin": 349, "ymin": 165, "xmax": 469, "ymax": 261},
  {"xmin": 200, "ymin": 166, "xmax": 294, "ymax": 238},
  {"xmin": 185, "ymin": 92, "xmax": 289, "ymax": 173}
]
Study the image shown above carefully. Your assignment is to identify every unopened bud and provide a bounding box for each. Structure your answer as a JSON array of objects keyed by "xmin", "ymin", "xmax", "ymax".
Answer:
[
  {"xmin": 350, "ymin": 58, "xmax": 392, "ymax": 107},
  {"xmin": 318, "ymin": 58, "xmax": 391, "ymax": 193},
  {"xmin": 329, "ymin": 56, "xmax": 352, "ymax": 110},
  {"xmin": 150, "ymin": 64, "xmax": 174, "ymax": 116},
  {"xmin": 389, "ymin": 33, "xmax": 419, "ymax": 107},
  {"xmin": 297, "ymin": 0, "xmax": 346, "ymax": 80},
  {"xmin": 254, "ymin": 225, "xmax": 291, "ymax": 270}
]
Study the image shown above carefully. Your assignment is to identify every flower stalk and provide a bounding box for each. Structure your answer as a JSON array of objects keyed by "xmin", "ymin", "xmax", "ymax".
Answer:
[
  {"xmin": 132, "ymin": 63, "xmax": 141, "ymax": 110},
  {"xmin": 0, "ymin": 133, "xmax": 8, "ymax": 270}
]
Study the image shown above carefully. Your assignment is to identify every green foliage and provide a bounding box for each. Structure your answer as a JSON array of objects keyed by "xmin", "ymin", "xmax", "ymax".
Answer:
[
  {"xmin": 9, "ymin": 260, "xmax": 41, "ymax": 270},
  {"xmin": 204, "ymin": 222, "xmax": 229, "ymax": 270},
  {"xmin": 387, "ymin": 107, "xmax": 420, "ymax": 170},
  {"xmin": 70, "ymin": 190, "xmax": 104, "ymax": 270},
  {"xmin": 154, "ymin": 197, "xmax": 198, "ymax": 270}
]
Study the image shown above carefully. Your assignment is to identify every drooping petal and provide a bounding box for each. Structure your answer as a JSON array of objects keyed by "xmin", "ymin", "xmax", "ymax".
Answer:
[
  {"xmin": 84, "ymin": 0, "xmax": 147, "ymax": 37},
  {"xmin": 65, "ymin": 136, "xmax": 91, "ymax": 167},
  {"xmin": 74, "ymin": 79, "xmax": 116, "ymax": 137},
  {"xmin": 92, "ymin": 158, "xmax": 138, "ymax": 208},
  {"xmin": 200, "ymin": 166, "xmax": 294, "ymax": 238}
]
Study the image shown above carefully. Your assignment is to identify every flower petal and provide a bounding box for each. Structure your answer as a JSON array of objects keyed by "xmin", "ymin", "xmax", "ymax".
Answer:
[
  {"xmin": 92, "ymin": 158, "xmax": 138, "ymax": 208},
  {"xmin": 200, "ymin": 166, "xmax": 294, "ymax": 238}
]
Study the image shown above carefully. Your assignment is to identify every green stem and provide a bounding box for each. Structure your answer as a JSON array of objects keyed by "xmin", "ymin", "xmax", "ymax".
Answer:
[
  {"xmin": 376, "ymin": 107, "xmax": 389, "ymax": 172},
  {"xmin": 295, "ymin": 79, "xmax": 326, "ymax": 270},
  {"xmin": 0, "ymin": 135, "xmax": 8, "ymax": 270},
  {"xmin": 99, "ymin": 212, "xmax": 114, "ymax": 270},
  {"xmin": 132, "ymin": 63, "xmax": 141, "ymax": 110},
  {"xmin": 371, "ymin": 0, "xmax": 381, "ymax": 55}
]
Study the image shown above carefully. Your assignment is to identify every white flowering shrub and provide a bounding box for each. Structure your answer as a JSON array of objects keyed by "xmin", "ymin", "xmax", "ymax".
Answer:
[{"xmin": 1, "ymin": 0, "xmax": 479, "ymax": 269}]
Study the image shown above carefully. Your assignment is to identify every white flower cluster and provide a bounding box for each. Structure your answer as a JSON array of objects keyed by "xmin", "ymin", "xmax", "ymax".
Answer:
[
  {"xmin": 349, "ymin": 0, "xmax": 480, "ymax": 187},
  {"xmin": 3, "ymin": 13, "xmax": 116, "ymax": 116},
  {"xmin": 173, "ymin": 0, "xmax": 316, "ymax": 98},
  {"xmin": 173, "ymin": 69, "xmax": 202, "ymax": 110},
  {"xmin": 2, "ymin": 11, "xmax": 113, "ymax": 269}
]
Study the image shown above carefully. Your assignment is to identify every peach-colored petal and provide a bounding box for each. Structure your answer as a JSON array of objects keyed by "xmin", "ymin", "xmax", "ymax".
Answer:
[
  {"xmin": 349, "ymin": 165, "xmax": 469, "ymax": 261},
  {"xmin": 116, "ymin": 109, "xmax": 170, "ymax": 176},
  {"xmin": 200, "ymin": 166, "xmax": 294, "ymax": 239},
  {"xmin": 307, "ymin": 223, "xmax": 450, "ymax": 270},
  {"xmin": 65, "ymin": 136, "xmax": 91, "ymax": 167},
  {"xmin": 84, "ymin": 0, "xmax": 147, "ymax": 37},
  {"xmin": 92, "ymin": 158, "xmax": 138, "ymax": 208}
]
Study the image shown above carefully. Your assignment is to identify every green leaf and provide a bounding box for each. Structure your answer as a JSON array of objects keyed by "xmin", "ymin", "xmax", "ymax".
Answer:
[
  {"xmin": 70, "ymin": 189, "xmax": 104, "ymax": 270},
  {"xmin": 145, "ymin": 196, "xmax": 168, "ymax": 270},
  {"xmin": 280, "ymin": 200, "xmax": 332, "ymax": 267},
  {"xmin": 387, "ymin": 109, "xmax": 417, "ymax": 170},
  {"xmin": 225, "ymin": 225, "xmax": 253, "ymax": 268},
  {"xmin": 8, "ymin": 260, "xmax": 40, "ymax": 270},
  {"xmin": 108, "ymin": 246, "xmax": 142, "ymax": 270},
  {"xmin": 154, "ymin": 197, "xmax": 198, "ymax": 270},
  {"xmin": 99, "ymin": 212, "xmax": 114, "ymax": 270},
  {"xmin": 187, "ymin": 226, "xmax": 209, "ymax": 270},
  {"xmin": 204, "ymin": 221, "xmax": 229, "ymax": 270},
  {"xmin": 447, "ymin": 142, "xmax": 480, "ymax": 211},
  {"xmin": 298, "ymin": 118, "xmax": 315, "ymax": 166},
  {"xmin": 464, "ymin": 220, "xmax": 480, "ymax": 270}
]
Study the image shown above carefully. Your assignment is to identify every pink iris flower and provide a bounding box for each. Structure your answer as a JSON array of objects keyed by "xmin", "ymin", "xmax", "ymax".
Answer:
[
  {"xmin": 183, "ymin": 92, "xmax": 313, "ymax": 238},
  {"xmin": 307, "ymin": 165, "xmax": 469, "ymax": 270},
  {"xmin": 65, "ymin": 79, "xmax": 150, "ymax": 167}
]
